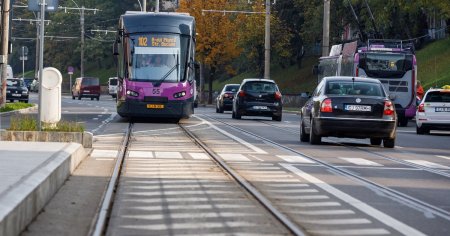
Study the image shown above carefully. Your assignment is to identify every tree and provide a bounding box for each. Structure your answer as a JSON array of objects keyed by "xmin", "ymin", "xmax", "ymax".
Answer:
[{"xmin": 178, "ymin": 0, "xmax": 242, "ymax": 104}]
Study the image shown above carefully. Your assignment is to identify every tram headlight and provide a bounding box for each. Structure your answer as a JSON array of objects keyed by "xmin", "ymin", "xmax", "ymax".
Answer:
[
  {"xmin": 126, "ymin": 90, "xmax": 139, "ymax": 97},
  {"xmin": 173, "ymin": 91, "xmax": 186, "ymax": 98}
]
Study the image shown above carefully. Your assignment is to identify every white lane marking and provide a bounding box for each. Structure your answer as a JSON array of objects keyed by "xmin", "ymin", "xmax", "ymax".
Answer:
[
  {"xmin": 121, "ymin": 212, "xmax": 259, "ymax": 220},
  {"xmin": 94, "ymin": 158, "xmax": 115, "ymax": 161},
  {"xmin": 128, "ymin": 151, "xmax": 153, "ymax": 158},
  {"xmin": 309, "ymin": 228, "xmax": 390, "ymax": 235},
  {"xmin": 93, "ymin": 118, "xmax": 99, "ymax": 120},
  {"xmin": 90, "ymin": 149, "xmax": 118, "ymax": 158},
  {"xmin": 120, "ymin": 221, "xmax": 259, "ymax": 231},
  {"xmin": 195, "ymin": 115, "xmax": 267, "ymax": 154},
  {"xmin": 154, "ymin": 152, "xmax": 183, "ymax": 159},
  {"xmin": 248, "ymin": 154, "xmax": 265, "ymax": 162},
  {"xmin": 303, "ymin": 218, "xmax": 371, "ymax": 225},
  {"xmin": 292, "ymin": 209, "xmax": 355, "ymax": 215},
  {"xmin": 272, "ymin": 195, "xmax": 329, "ymax": 200},
  {"xmin": 97, "ymin": 115, "xmax": 103, "ymax": 117},
  {"xmin": 264, "ymin": 183, "xmax": 310, "ymax": 188},
  {"xmin": 280, "ymin": 202, "xmax": 341, "ymax": 207},
  {"xmin": 277, "ymin": 155, "xmax": 315, "ymax": 164},
  {"xmin": 405, "ymin": 160, "xmax": 450, "ymax": 170},
  {"xmin": 219, "ymin": 153, "xmax": 250, "ymax": 162},
  {"xmin": 436, "ymin": 155, "xmax": 450, "ymax": 160},
  {"xmin": 339, "ymin": 157, "xmax": 383, "ymax": 167},
  {"xmin": 267, "ymin": 189, "xmax": 318, "ymax": 194},
  {"xmin": 282, "ymin": 163, "xmax": 426, "ymax": 236},
  {"xmin": 189, "ymin": 153, "xmax": 210, "ymax": 160}
]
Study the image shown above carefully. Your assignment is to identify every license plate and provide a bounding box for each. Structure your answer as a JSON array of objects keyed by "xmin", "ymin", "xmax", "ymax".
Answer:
[
  {"xmin": 345, "ymin": 104, "xmax": 372, "ymax": 112},
  {"xmin": 147, "ymin": 104, "xmax": 164, "ymax": 109},
  {"xmin": 435, "ymin": 107, "xmax": 450, "ymax": 112},
  {"xmin": 12, "ymin": 94, "xmax": 21, "ymax": 97},
  {"xmin": 253, "ymin": 106, "xmax": 268, "ymax": 110},
  {"xmin": 83, "ymin": 90, "xmax": 90, "ymax": 93}
]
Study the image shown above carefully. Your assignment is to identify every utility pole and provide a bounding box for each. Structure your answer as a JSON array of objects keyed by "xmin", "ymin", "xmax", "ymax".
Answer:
[
  {"xmin": 155, "ymin": 0, "xmax": 159, "ymax": 13},
  {"xmin": 322, "ymin": 0, "xmax": 330, "ymax": 57},
  {"xmin": 143, "ymin": 0, "xmax": 146, "ymax": 12},
  {"xmin": 80, "ymin": 6, "xmax": 84, "ymax": 77},
  {"xmin": 38, "ymin": 0, "xmax": 45, "ymax": 130},
  {"xmin": 264, "ymin": 0, "xmax": 270, "ymax": 79},
  {"xmin": 35, "ymin": 12, "xmax": 39, "ymax": 80},
  {"xmin": 0, "ymin": 0, "xmax": 11, "ymax": 107}
]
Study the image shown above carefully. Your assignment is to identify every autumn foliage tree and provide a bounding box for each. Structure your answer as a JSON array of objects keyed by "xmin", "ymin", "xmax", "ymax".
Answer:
[{"xmin": 178, "ymin": 0, "xmax": 242, "ymax": 103}]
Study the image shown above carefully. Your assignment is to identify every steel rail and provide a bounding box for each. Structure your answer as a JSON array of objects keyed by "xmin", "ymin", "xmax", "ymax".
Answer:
[
  {"xmin": 91, "ymin": 123, "xmax": 133, "ymax": 236},
  {"xmin": 258, "ymin": 120, "xmax": 450, "ymax": 179},
  {"xmin": 204, "ymin": 115, "xmax": 450, "ymax": 221},
  {"xmin": 178, "ymin": 123, "xmax": 308, "ymax": 236}
]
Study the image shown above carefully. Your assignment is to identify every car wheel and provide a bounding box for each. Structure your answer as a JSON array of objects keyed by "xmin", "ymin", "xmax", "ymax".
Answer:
[
  {"xmin": 398, "ymin": 117, "xmax": 408, "ymax": 127},
  {"xmin": 416, "ymin": 125, "xmax": 430, "ymax": 135},
  {"xmin": 219, "ymin": 105, "xmax": 224, "ymax": 113},
  {"xmin": 24, "ymin": 100, "xmax": 29, "ymax": 104},
  {"xmin": 78, "ymin": 95, "xmax": 82, "ymax": 100},
  {"xmin": 235, "ymin": 110, "xmax": 242, "ymax": 119},
  {"xmin": 300, "ymin": 119, "xmax": 309, "ymax": 142},
  {"xmin": 72, "ymin": 93, "xmax": 75, "ymax": 100},
  {"xmin": 96, "ymin": 96, "xmax": 100, "ymax": 101},
  {"xmin": 309, "ymin": 119, "xmax": 321, "ymax": 145},
  {"xmin": 383, "ymin": 137, "xmax": 395, "ymax": 148},
  {"xmin": 272, "ymin": 114, "xmax": 282, "ymax": 121},
  {"xmin": 91, "ymin": 97, "xmax": 94, "ymax": 100},
  {"xmin": 232, "ymin": 110, "xmax": 235, "ymax": 119},
  {"xmin": 9, "ymin": 100, "xmax": 14, "ymax": 103},
  {"xmin": 216, "ymin": 106, "xmax": 219, "ymax": 113},
  {"xmin": 370, "ymin": 138, "xmax": 382, "ymax": 146}
]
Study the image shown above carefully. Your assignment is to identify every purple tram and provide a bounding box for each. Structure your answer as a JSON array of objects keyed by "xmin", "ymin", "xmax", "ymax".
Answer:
[{"xmin": 113, "ymin": 12, "xmax": 197, "ymax": 119}]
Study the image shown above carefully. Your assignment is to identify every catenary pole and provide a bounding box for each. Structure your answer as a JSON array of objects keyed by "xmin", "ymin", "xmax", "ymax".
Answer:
[
  {"xmin": 263, "ymin": 0, "xmax": 270, "ymax": 79},
  {"xmin": 322, "ymin": 0, "xmax": 330, "ymax": 57},
  {"xmin": 155, "ymin": 0, "xmax": 159, "ymax": 13},
  {"xmin": 80, "ymin": 6, "xmax": 84, "ymax": 77},
  {"xmin": 0, "ymin": 0, "xmax": 11, "ymax": 107},
  {"xmin": 143, "ymin": 0, "xmax": 146, "ymax": 12},
  {"xmin": 38, "ymin": 0, "xmax": 45, "ymax": 131}
]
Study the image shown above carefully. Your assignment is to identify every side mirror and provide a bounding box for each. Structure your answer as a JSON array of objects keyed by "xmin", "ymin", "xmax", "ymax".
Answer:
[{"xmin": 388, "ymin": 94, "xmax": 397, "ymax": 100}]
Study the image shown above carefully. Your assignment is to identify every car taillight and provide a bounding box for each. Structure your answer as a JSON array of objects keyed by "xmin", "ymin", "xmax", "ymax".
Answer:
[
  {"xmin": 224, "ymin": 93, "xmax": 233, "ymax": 98},
  {"xmin": 383, "ymin": 100, "xmax": 394, "ymax": 116},
  {"xmin": 418, "ymin": 103, "xmax": 425, "ymax": 112},
  {"xmin": 355, "ymin": 67, "xmax": 359, "ymax": 77},
  {"xmin": 320, "ymin": 98, "xmax": 333, "ymax": 113},
  {"xmin": 238, "ymin": 91, "xmax": 245, "ymax": 97},
  {"xmin": 275, "ymin": 91, "xmax": 282, "ymax": 100}
]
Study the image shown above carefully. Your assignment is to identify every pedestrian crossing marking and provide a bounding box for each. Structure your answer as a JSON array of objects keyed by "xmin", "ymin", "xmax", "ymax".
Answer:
[
  {"xmin": 436, "ymin": 155, "xmax": 450, "ymax": 160},
  {"xmin": 189, "ymin": 153, "xmax": 210, "ymax": 160},
  {"xmin": 90, "ymin": 149, "xmax": 118, "ymax": 158},
  {"xmin": 128, "ymin": 151, "xmax": 153, "ymax": 158},
  {"xmin": 154, "ymin": 152, "xmax": 183, "ymax": 159},
  {"xmin": 277, "ymin": 155, "xmax": 315, "ymax": 163},
  {"xmin": 405, "ymin": 160, "xmax": 450, "ymax": 170},
  {"xmin": 339, "ymin": 157, "xmax": 383, "ymax": 166},
  {"xmin": 219, "ymin": 153, "xmax": 250, "ymax": 162}
]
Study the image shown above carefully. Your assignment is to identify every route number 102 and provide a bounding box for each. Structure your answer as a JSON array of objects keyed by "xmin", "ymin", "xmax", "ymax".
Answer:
[{"xmin": 138, "ymin": 37, "xmax": 148, "ymax": 47}]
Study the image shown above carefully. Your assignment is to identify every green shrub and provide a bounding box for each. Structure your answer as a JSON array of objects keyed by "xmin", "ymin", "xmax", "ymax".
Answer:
[
  {"xmin": 0, "ymin": 103, "xmax": 34, "ymax": 113},
  {"xmin": 8, "ymin": 115, "xmax": 85, "ymax": 132}
]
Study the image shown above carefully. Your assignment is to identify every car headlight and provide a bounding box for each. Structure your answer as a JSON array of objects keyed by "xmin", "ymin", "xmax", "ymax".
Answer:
[
  {"xmin": 6, "ymin": 90, "xmax": 10, "ymax": 94},
  {"xmin": 22, "ymin": 90, "xmax": 28, "ymax": 94},
  {"xmin": 126, "ymin": 90, "xmax": 139, "ymax": 97},
  {"xmin": 173, "ymin": 91, "xmax": 186, "ymax": 98}
]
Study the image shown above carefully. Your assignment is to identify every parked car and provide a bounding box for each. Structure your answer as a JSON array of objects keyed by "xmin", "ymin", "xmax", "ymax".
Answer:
[
  {"xmin": 30, "ymin": 79, "xmax": 39, "ymax": 92},
  {"xmin": 232, "ymin": 78, "xmax": 283, "ymax": 121},
  {"xmin": 108, "ymin": 77, "xmax": 118, "ymax": 98},
  {"xmin": 22, "ymin": 77, "xmax": 34, "ymax": 90},
  {"xmin": 216, "ymin": 84, "xmax": 239, "ymax": 113},
  {"xmin": 416, "ymin": 86, "xmax": 450, "ymax": 134},
  {"xmin": 72, "ymin": 77, "xmax": 101, "ymax": 100},
  {"xmin": 6, "ymin": 78, "xmax": 29, "ymax": 103},
  {"xmin": 300, "ymin": 76, "xmax": 397, "ymax": 148}
]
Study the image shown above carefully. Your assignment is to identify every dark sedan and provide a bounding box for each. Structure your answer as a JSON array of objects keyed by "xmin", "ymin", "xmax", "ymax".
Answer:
[
  {"xmin": 6, "ymin": 78, "xmax": 29, "ymax": 103},
  {"xmin": 300, "ymin": 76, "xmax": 397, "ymax": 148},
  {"xmin": 216, "ymin": 84, "xmax": 239, "ymax": 113},
  {"xmin": 232, "ymin": 78, "xmax": 283, "ymax": 121}
]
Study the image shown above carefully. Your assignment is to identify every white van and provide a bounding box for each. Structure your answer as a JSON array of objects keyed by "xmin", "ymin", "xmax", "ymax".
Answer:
[
  {"xmin": 108, "ymin": 77, "xmax": 118, "ymax": 98},
  {"xmin": 6, "ymin": 65, "xmax": 13, "ymax": 79}
]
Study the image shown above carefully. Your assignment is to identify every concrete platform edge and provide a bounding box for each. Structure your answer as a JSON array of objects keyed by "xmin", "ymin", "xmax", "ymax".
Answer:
[{"xmin": 0, "ymin": 143, "xmax": 87, "ymax": 236}]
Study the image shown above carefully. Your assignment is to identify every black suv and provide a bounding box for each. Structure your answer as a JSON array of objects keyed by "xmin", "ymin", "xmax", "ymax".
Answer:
[
  {"xmin": 6, "ymin": 78, "xmax": 29, "ymax": 103},
  {"xmin": 232, "ymin": 78, "xmax": 283, "ymax": 121}
]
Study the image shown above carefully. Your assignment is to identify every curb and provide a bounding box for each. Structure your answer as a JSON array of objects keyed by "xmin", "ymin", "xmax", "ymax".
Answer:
[
  {"xmin": 0, "ymin": 131, "xmax": 93, "ymax": 148},
  {"xmin": 0, "ymin": 142, "xmax": 87, "ymax": 236}
]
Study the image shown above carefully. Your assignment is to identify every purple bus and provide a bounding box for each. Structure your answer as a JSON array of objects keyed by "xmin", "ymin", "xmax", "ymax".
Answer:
[
  {"xmin": 113, "ymin": 12, "xmax": 197, "ymax": 119},
  {"xmin": 317, "ymin": 40, "xmax": 417, "ymax": 126}
]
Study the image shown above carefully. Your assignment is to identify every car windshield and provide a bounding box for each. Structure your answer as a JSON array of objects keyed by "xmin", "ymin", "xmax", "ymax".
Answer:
[
  {"xmin": 109, "ymin": 78, "xmax": 118, "ymax": 86},
  {"xmin": 326, "ymin": 81, "xmax": 384, "ymax": 96},
  {"xmin": 6, "ymin": 79, "xmax": 24, "ymax": 87},
  {"xmin": 244, "ymin": 82, "xmax": 278, "ymax": 93},
  {"xmin": 82, "ymin": 78, "xmax": 99, "ymax": 86},
  {"xmin": 225, "ymin": 85, "xmax": 239, "ymax": 92},
  {"xmin": 424, "ymin": 91, "xmax": 450, "ymax": 102}
]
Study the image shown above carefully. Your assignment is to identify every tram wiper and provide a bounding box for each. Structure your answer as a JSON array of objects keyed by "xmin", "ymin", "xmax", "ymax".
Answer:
[{"xmin": 153, "ymin": 63, "xmax": 179, "ymax": 87}]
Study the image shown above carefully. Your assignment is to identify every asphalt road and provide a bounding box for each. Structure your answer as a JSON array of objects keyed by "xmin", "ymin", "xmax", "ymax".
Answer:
[{"xmin": 10, "ymin": 98, "xmax": 450, "ymax": 235}]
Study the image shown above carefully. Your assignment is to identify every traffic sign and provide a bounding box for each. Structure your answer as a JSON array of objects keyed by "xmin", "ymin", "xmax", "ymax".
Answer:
[
  {"xmin": 67, "ymin": 66, "xmax": 74, "ymax": 74},
  {"xmin": 28, "ymin": 0, "xmax": 59, "ymax": 12}
]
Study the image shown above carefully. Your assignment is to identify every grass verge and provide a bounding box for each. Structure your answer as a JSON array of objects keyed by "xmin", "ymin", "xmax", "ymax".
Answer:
[
  {"xmin": 8, "ymin": 115, "xmax": 85, "ymax": 132},
  {"xmin": 0, "ymin": 103, "xmax": 34, "ymax": 113}
]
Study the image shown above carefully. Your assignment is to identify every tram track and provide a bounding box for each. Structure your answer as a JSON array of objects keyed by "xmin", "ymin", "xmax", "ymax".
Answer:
[
  {"xmin": 91, "ymin": 121, "xmax": 306, "ymax": 236},
  {"xmin": 258, "ymin": 119, "xmax": 450, "ymax": 179},
  {"xmin": 203, "ymin": 114, "xmax": 450, "ymax": 222}
]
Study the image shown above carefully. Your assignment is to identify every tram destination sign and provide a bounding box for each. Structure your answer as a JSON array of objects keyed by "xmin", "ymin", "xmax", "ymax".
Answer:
[
  {"xmin": 28, "ymin": 0, "xmax": 59, "ymax": 12},
  {"xmin": 138, "ymin": 36, "xmax": 177, "ymax": 47}
]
